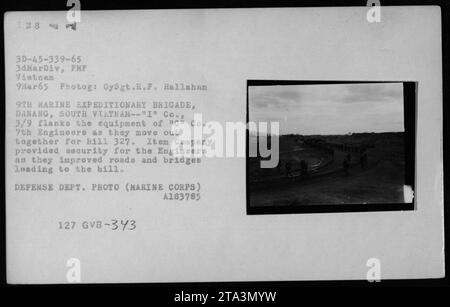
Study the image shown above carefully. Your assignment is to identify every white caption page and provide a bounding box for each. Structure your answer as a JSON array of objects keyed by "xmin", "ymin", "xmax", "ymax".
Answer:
[{"xmin": 5, "ymin": 7, "xmax": 444, "ymax": 283}]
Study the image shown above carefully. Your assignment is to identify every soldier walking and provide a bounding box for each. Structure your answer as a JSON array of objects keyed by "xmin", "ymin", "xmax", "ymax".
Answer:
[{"xmin": 343, "ymin": 158, "xmax": 350, "ymax": 176}]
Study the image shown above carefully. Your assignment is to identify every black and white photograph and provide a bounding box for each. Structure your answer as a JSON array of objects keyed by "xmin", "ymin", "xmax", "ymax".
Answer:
[
  {"xmin": 1, "ymin": 0, "xmax": 447, "ymax": 293},
  {"xmin": 247, "ymin": 81, "xmax": 416, "ymax": 214}
]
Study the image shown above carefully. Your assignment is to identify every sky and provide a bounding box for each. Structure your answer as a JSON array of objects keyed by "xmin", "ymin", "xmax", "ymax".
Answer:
[{"xmin": 249, "ymin": 83, "xmax": 404, "ymax": 135}]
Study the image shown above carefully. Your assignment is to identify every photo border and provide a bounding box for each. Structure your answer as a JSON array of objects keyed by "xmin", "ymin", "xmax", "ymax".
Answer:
[
  {"xmin": 246, "ymin": 80, "xmax": 417, "ymax": 215},
  {"xmin": 0, "ymin": 0, "xmax": 448, "ymax": 293}
]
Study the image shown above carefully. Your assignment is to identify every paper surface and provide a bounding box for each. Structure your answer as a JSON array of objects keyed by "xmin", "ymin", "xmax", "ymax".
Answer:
[{"xmin": 5, "ymin": 7, "xmax": 444, "ymax": 283}]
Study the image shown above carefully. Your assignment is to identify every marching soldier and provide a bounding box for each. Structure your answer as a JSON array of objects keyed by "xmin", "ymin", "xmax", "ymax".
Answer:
[{"xmin": 343, "ymin": 158, "xmax": 350, "ymax": 176}]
